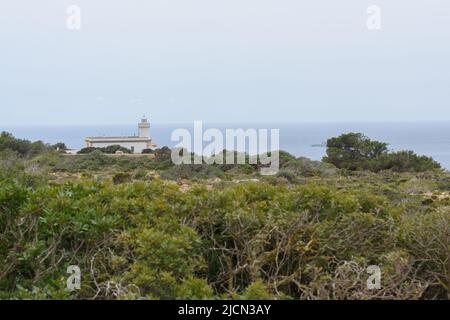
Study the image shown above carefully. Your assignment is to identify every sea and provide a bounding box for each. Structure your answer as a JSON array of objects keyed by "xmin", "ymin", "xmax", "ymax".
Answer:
[{"xmin": 3, "ymin": 122, "xmax": 450, "ymax": 170}]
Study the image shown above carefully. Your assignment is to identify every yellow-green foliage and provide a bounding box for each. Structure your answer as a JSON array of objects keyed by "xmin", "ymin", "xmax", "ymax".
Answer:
[{"xmin": 1, "ymin": 169, "xmax": 448, "ymax": 300}]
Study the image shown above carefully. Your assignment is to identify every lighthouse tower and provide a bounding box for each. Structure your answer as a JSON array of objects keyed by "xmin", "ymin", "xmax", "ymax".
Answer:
[{"xmin": 138, "ymin": 115, "xmax": 150, "ymax": 138}]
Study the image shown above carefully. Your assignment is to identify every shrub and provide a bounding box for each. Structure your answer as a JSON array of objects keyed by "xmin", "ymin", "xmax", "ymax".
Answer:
[
  {"xmin": 77, "ymin": 147, "xmax": 98, "ymax": 154},
  {"xmin": 154, "ymin": 147, "xmax": 173, "ymax": 162},
  {"xmin": 161, "ymin": 164, "xmax": 224, "ymax": 180},
  {"xmin": 51, "ymin": 142, "xmax": 68, "ymax": 151},
  {"xmin": 0, "ymin": 175, "xmax": 448, "ymax": 299},
  {"xmin": 368, "ymin": 151, "xmax": 441, "ymax": 172},
  {"xmin": 176, "ymin": 278, "xmax": 214, "ymax": 300},
  {"xmin": 276, "ymin": 169, "xmax": 297, "ymax": 183},
  {"xmin": 113, "ymin": 172, "xmax": 132, "ymax": 184},
  {"xmin": 0, "ymin": 132, "xmax": 48, "ymax": 157},
  {"xmin": 279, "ymin": 157, "xmax": 337, "ymax": 178},
  {"xmin": 103, "ymin": 145, "xmax": 132, "ymax": 154},
  {"xmin": 238, "ymin": 280, "xmax": 274, "ymax": 300},
  {"xmin": 78, "ymin": 145, "xmax": 132, "ymax": 154}
]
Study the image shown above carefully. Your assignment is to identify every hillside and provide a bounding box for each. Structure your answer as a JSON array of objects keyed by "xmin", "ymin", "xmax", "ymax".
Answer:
[{"xmin": 0, "ymin": 133, "xmax": 448, "ymax": 300}]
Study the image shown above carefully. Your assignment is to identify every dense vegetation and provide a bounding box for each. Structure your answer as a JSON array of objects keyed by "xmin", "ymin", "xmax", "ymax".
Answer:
[
  {"xmin": 0, "ymin": 132, "xmax": 58, "ymax": 156},
  {"xmin": 324, "ymin": 133, "xmax": 441, "ymax": 172},
  {"xmin": 0, "ymin": 132, "xmax": 448, "ymax": 300},
  {"xmin": 78, "ymin": 145, "xmax": 132, "ymax": 154}
]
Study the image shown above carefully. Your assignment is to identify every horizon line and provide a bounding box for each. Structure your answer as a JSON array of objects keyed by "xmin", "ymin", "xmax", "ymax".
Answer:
[{"xmin": 3, "ymin": 119, "xmax": 450, "ymax": 127}]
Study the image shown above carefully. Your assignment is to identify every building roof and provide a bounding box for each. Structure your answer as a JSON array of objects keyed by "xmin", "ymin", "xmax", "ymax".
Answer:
[{"xmin": 85, "ymin": 136, "xmax": 151, "ymax": 142}]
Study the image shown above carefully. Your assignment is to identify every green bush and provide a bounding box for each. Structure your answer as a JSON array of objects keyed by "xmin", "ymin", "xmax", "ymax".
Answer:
[
  {"xmin": 161, "ymin": 164, "xmax": 224, "ymax": 180},
  {"xmin": 0, "ymin": 174, "xmax": 448, "ymax": 299},
  {"xmin": 323, "ymin": 133, "xmax": 388, "ymax": 170},
  {"xmin": 141, "ymin": 148, "xmax": 155, "ymax": 154},
  {"xmin": 78, "ymin": 145, "xmax": 132, "ymax": 154},
  {"xmin": 324, "ymin": 133, "xmax": 442, "ymax": 172},
  {"xmin": 77, "ymin": 147, "xmax": 98, "ymax": 154},
  {"xmin": 51, "ymin": 142, "xmax": 68, "ymax": 151},
  {"xmin": 154, "ymin": 146, "xmax": 173, "ymax": 162},
  {"xmin": 0, "ymin": 132, "xmax": 48, "ymax": 157},
  {"xmin": 0, "ymin": 132, "xmax": 448, "ymax": 300},
  {"xmin": 113, "ymin": 172, "xmax": 132, "ymax": 184},
  {"xmin": 368, "ymin": 151, "xmax": 441, "ymax": 172},
  {"xmin": 279, "ymin": 157, "xmax": 337, "ymax": 179}
]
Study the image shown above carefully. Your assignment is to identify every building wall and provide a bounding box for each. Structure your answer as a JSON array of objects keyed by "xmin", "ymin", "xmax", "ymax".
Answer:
[
  {"xmin": 89, "ymin": 141, "xmax": 149, "ymax": 154},
  {"xmin": 139, "ymin": 126, "xmax": 150, "ymax": 138}
]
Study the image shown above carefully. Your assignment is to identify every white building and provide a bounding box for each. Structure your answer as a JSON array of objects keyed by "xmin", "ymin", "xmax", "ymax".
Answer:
[{"xmin": 85, "ymin": 117, "xmax": 156, "ymax": 154}]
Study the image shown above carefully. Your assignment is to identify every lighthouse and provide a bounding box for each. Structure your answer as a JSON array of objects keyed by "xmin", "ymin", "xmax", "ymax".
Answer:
[
  {"xmin": 85, "ymin": 116, "xmax": 156, "ymax": 154},
  {"xmin": 138, "ymin": 115, "xmax": 150, "ymax": 138}
]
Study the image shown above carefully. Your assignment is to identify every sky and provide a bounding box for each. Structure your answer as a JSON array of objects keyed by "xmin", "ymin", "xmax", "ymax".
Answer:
[{"xmin": 1, "ymin": 0, "xmax": 449, "ymax": 125}]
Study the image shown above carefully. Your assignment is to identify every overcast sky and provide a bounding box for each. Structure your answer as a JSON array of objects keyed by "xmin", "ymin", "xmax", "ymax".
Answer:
[{"xmin": 1, "ymin": 0, "xmax": 449, "ymax": 125}]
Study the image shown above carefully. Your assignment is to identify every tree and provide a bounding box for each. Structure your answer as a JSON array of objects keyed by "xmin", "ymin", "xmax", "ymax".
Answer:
[
  {"xmin": 0, "ymin": 131, "xmax": 47, "ymax": 157},
  {"xmin": 323, "ymin": 133, "xmax": 388, "ymax": 170},
  {"xmin": 323, "ymin": 133, "xmax": 442, "ymax": 172},
  {"xmin": 52, "ymin": 142, "xmax": 68, "ymax": 151}
]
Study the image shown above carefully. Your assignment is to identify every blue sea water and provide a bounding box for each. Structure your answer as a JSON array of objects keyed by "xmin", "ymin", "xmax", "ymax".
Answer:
[{"xmin": 3, "ymin": 122, "xmax": 450, "ymax": 170}]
